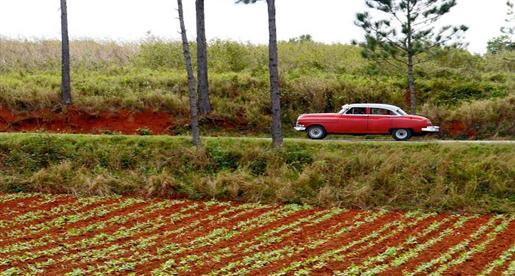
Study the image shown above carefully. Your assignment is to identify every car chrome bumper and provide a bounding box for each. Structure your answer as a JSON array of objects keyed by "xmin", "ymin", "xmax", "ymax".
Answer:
[
  {"xmin": 422, "ymin": 126, "xmax": 440, "ymax": 132},
  {"xmin": 294, "ymin": 125, "xmax": 306, "ymax": 131}
]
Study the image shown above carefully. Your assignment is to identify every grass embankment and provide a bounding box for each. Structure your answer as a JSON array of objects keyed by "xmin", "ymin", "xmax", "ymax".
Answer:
[
  {"xmin": 0, "ymin": 133, "xmax": 513, "ymax": 213},
  {"xmin": 0, "ymin": 39, "xmax": 513, "ymax": 138}
]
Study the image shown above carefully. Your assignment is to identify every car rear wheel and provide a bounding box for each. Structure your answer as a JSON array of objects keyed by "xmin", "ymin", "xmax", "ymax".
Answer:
[
  {"xmin": 307, "ymin": 126, "xmax": 327, "ymax": 140},
  {"xmin": 392, "ymin": 128, "xmax": 412, "ymax": 141}
]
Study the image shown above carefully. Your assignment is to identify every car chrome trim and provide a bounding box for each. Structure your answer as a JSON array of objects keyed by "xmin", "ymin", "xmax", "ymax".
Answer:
[
  {"xmin": 294, "ymin": 125, "xmax": 306, "ymax": 131},
  {"xmin": 422, "ymin": 126, "xmax": 440, "ymax": 132}
]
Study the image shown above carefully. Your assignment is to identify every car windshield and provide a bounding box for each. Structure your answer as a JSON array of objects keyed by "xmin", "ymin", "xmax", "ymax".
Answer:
[{"xmin": 339, "ymin": 107, "xmax": 349, "ymax": 114}]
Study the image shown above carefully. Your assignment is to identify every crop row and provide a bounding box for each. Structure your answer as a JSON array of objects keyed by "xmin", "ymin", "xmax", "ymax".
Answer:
[{"xmin": 0, "ymin": 193, "xmax": 513, "ymax": 275}]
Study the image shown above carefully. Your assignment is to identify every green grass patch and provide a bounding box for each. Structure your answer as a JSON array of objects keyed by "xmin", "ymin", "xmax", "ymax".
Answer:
[{"xmin": 0, "ymin": 133, "xmax": 513, "ymax": 213}]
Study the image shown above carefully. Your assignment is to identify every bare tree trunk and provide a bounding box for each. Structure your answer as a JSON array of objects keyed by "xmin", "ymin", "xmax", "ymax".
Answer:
[
  {"xmin": 178, "ymin": 0, "xmax": 201, "ymax": 147},
  {"xmin": 406, "ymin": 2, "xmax": 416, "ymax": 114},
  {"xmin": 267, "ymin": 0, "xmax": 283, "ymax": 148},
  {"xmin": 60, "ymin": 0, "xmax": 72, "ymax": 105},
  {"xmin": 407, "ymin": 54, "xmax": 416, "ymax": 114},
  {"xmin": 196, "ymin": 0, "xmax": 211, "ymax": 114}
]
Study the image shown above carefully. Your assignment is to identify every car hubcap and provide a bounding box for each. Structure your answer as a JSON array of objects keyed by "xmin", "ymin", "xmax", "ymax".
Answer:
[
  {"xmin": 310, "ymin": 128, "xmax": 322, "ymax": 138},
  {"xmin": 396, "ymin": 129, "xmax": 408, "ymax": 139}
]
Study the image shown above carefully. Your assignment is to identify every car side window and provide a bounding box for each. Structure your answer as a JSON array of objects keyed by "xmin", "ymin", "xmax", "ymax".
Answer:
[
  {"xmin": 345, "ymin": 107, "xmax": 367, "ymax": 115},
  {"xmin": 371, "ymin": 108, "xmax": 394, "ymax": 115}
]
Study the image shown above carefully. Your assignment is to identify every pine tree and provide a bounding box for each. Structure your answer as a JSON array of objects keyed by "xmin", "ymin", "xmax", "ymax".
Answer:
[
  {"xmin": 196, "ymin": 0, "xmax": 212, "ymax": 114},
  {"xmin": 177, "ymin": 0, "xmax": 201, "ymax": 147},
  {"xmin": 487, "ymin": 1, "xmax": 514, "ymax": 54},
  {"xmin": 60, "ymin": 0, "xmax": 72, "ymax": 105},
  {"xmin": 355, "ymin": 0, "xmax": 467, "ymax": 113},
  {"xmin": 236, "ymin": 0, "xmax": 283, "ymax": 147},
  {"xmin": 501, "ymin": 0, "xmax": 514, "ymax": 35}
]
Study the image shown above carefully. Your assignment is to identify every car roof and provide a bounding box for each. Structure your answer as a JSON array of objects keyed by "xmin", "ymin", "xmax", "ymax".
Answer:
[{"xmin": 342, "ymin": 103, "xmax": 402, "ymax": 110}]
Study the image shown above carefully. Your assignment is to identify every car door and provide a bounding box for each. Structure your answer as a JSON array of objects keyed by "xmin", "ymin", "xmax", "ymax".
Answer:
[
  {"xmin": 338, "ymin": 107, "xmax": 368, "ymax": 133},
  {"xmin": 368, "ymin": 108, "xmax": 393, "ymax": 134}
]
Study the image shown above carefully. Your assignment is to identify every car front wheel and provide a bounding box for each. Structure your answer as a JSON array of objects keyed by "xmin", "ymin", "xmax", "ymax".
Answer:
[
  {"xmin": 392, "ymin": 128, "xmax": 412, "ymax": 141},
  {"xmin": 307, "ymin": 126, "xmax": 327, "ymax": 140}
]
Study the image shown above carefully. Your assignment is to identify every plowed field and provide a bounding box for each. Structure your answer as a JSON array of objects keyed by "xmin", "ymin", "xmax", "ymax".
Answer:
[{"xmin": 0, "ymin": 193, "xmax": 513, "ymax": 275}]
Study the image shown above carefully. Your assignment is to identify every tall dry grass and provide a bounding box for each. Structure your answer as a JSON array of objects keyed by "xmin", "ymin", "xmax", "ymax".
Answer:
[
  {"xmin": 0, "ymin": 38, "xmax": 137, "ymax": 72},
  {"xmin": 0, "ymin": 134, "xmax": 513, "ymax": 213}
]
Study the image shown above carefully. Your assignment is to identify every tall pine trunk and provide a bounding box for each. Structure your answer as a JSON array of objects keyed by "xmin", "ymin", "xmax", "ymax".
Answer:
[
  {"xmin": 60, "ymin": 0, "xmax": 72, "ymax": 105},
  {"xmin": 178, "ymin": 0, "xmax": 201, "ymax": 147},
  {"xmin": 267, "ymin": 0, "xmax": 283, "ymax": 148},
  {"xmin": 406, "ymin": 3, "xmax": 416, "ymax": 114},
  {"xmin": 407, "ymin": 53, "xmax": 416, "ymax": 114},
  {"xmin": 196, "ymin": 0, "xmax": 211, "ymax": 114}
]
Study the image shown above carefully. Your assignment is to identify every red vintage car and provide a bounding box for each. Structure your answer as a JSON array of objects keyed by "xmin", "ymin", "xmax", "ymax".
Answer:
[{"xmin": 294, "ymin": 104, "xmax": 439, "ymax": 141}]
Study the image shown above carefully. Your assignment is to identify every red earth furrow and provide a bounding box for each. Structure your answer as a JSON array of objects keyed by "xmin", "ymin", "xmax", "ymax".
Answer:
[
  {"xmin": 37, "ymin": 200, "xmax": 198, "ymax": 271},
  {"xmin": 0, "ymin": 197, "xmax": 124, "ymax": 247},
  {"xmin": 0, "ymin": 193, "xmax": 512, "ymax": 275},
  {"xmin": 490, "ymin": 257, "xmax": 515, "ymax": 275},
  {"xmin": 190, "ymin": 210, "xmax": 365, "ymax": 275},
  {"xmin": 0, "ymin": 200, "xmax": 156, "ymax": 268},
  {"xmin": 0, "ymin": 197, "xmax": 117, "ymax": 237},
  {"xmin": 251, "ymin": 212, "xmax": 403, "ymax": 275},
  {"xmin": 415, "ymin": 217, "xmax": 506, "ymax": 274},
  {"xmin": 359, "ymin": 215, "xmax": 461, "ymax": 272},
  {"xmin": 46, "ymin": 203, "xmax": 239, "ymax": 274},
  {"xmin": 290, "ymin": 214, "xmax": 419, "ymax": 274},
  {"xmin": 49, "ymin": 204, "xmax": 261, "ymax": 275},
  {"xmin": 0, "ymin": 196, "xmax": 78, "ymax": 227},
  {"xmin": 139, "ymin": 207, "xmax": 323, "ymax": 273},
  {"xmin": 446, "ymin": 220, "xmax": 515, "ymax": 275},
  {"xmin": 0, "ymin": 195, "xmax": 43, "ymax": 217},
  {"xmin": 311, "ymin": 213, "xmax": 445, "ymax": 274},
  {"xmin": 380, "ymin": 215, "xmax": 492, "ymax": 275},
  {"xmin": 134, "ymin": 206, "xmax": 282, "ymax": 273}
]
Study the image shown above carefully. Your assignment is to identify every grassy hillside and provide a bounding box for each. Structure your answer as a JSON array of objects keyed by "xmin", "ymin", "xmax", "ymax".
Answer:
[
  {"xmin": 0, "ymin": 39, "xmax": 514, "ymax": 138},
  {"xmin": 0, "ymin": 133, "xmax": 513, "ymax": 213}
]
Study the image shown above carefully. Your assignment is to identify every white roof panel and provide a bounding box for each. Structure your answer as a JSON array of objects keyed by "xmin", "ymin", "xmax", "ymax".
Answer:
[{"xmin": 342, "ymin": 103, "xmax": 403, "ymax": 111}]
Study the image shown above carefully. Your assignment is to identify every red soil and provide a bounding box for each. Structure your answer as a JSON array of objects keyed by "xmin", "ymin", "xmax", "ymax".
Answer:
[
  {"xmin": 446, "ymin": 220, "xmax": 515, "ymax": 275},
  {"xmin": 0, "ymin": 196, "xmax": 77, "ymax": 225},
  {"xmin": 380, "ymin": 215, "xmax": 493, "ymax": 275},
  {"xmin": 141, "ymin": 207, "xmax": 324, "ymax": 273},
  {"xmin": 0, "ymin": 106, "xmax": 244, "ymax": 135},
  {"xmin": 0, "ymin": 197, "xmax": 121, "ymax": 249},
  {"xmin": 135, "ymin": 206, "xmax": 280, "ymax": 273},
  {"xmin": 190, "ymin": 210, "xmax": 365, "ymax": 275},
  {"xmin": 0, "ymin": 106, "xmax": 478, "ymax": 138},
  {"xmin": 0, "ymin": 106, "xmax": 173, "ymax": 135},
  {"xmin": 42, "ymin": 200, "xmax": 199, "ymax": 273},
  {"xmin": 251, "ymin": 212, "xmax": 404, "ymax": 275},
  {"xmin": 1, "ymin": 194, "xmax": 513, "ymax": 275},
  {"xmin": 0, "ymin": 195, "xmax": 43, "ymax": 218},
  {"xmin": 364, "ymin": 216, "xmax": 460, "ymax": 271},
  {"xmin": 46, "ymin": 203, "xmax": 236, "ymax": 274},
  {"xmin": 443, "ymin": 120, "xmax": 477, "ymax": 138},
  {"xmin": 310, "ymin": 213, "xmax": 446, "ymax": 274},
  {"xmin": 0, "ymin": 200, "xmax": 155, "ymax": 269}
]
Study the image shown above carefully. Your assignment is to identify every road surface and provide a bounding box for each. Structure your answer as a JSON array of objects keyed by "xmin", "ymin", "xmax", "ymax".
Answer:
[{"xmin": 230, "ymin": 137, "xmax": 515, "ymax": 144}]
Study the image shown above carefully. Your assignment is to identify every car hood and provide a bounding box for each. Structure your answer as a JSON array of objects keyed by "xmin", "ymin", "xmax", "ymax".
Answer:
[{"xmin": 403, "ymin": 115, "xmax": 429, "ymax": 121}]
